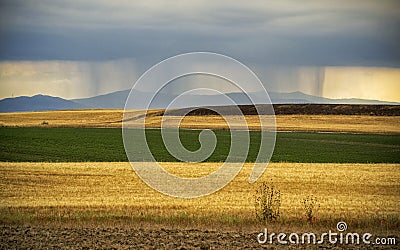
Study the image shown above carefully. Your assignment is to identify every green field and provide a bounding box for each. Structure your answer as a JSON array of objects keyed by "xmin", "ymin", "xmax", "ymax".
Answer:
[{"xmin": 0, "ymin": 127, "xmax": 399, "ymax": 163}]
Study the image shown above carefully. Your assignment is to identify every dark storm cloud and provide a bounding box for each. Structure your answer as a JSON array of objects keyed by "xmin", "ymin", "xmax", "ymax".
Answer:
[{"xmin": 1, "ymin": 0, "xmax": 399, "ymax": 67}]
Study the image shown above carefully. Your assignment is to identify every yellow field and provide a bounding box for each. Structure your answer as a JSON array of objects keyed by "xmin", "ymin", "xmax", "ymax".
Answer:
[
  {"xmin": 0, "ymin": 109, "xmax": 399, "ymax": 133},
  {"xmin": 0, "ymin": 109, "xmax": 124, "ymax": 128},
  {"xmin": 1, "ymin": 162, "xmax": 399, "ymax": 231}
]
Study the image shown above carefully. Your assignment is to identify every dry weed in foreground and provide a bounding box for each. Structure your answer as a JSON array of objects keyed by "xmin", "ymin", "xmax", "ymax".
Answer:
[
  {"xmin": 302, "ymin": 195, "xmax": 320, "ymax": 223},
  {"xmin": 254, "ymin": 180, "xmax": 281, "ymax": 223}
]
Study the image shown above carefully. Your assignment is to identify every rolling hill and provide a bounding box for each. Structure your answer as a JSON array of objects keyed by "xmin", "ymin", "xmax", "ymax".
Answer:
[
  {"xmin": 0, "ymin": 95, "xmax": 87, "ymax": 113},
  {"xmin": 0, "ymin": 89, "xmax": 398, "ymax": 112},
  {"xmin": 73, "ymin": 89, "xmax": 399, "ymax": 108}
]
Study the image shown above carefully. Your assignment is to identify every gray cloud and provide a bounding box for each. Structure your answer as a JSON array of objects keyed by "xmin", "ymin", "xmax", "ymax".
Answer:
[{"xmin": 1, "ymin": 0, "xmax": 399, "ymax": 67}]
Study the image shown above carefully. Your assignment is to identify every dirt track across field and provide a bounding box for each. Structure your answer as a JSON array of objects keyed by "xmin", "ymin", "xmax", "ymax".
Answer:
[{"xmin": 1, "ymin": 225, "xmax": 398, "ymax": 249}]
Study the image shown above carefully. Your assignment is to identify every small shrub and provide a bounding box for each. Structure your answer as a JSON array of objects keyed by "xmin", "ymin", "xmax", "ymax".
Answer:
[
  {"xmin": 302, "ymin": 195, "xmax": 320, "ymax": 223},
  {"xmin": 254, "ymin": 180, "xmax": 281, "ymax": 223}
]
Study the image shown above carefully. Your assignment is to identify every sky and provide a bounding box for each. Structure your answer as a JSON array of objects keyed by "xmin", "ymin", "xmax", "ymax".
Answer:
[{"xmin": 0, "ymin": 0, "xmax": 399, "ymax": 102}]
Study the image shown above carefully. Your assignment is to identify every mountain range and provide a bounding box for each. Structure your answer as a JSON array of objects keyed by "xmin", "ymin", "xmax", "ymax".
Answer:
[
  {"xmin": 0, "ymin": 89, "xmax": 398, "ymax": 113},
  {"xmin": 0, "ymin": 95, "xmax": 87, "ymax": 113}
]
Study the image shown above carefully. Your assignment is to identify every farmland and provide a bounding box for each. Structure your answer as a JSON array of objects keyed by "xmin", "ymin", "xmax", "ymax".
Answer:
[
  {"xmin": 1, "ymin": 162, "xmax": 399, "ymax": 231},
  {"xmin": 1, "ymin": 127, "xmax": 399, "ymax": 163},
  {"xmin": 1, "ymin": 161, "xmax": 399, "ymax": 248},
  {"xmin": 1, "ymin": 109, "xmax": 399, "ymax": 133},
  {"xmin": 1, "ymin": 109, "xmax": 399, "ymax": 248}
]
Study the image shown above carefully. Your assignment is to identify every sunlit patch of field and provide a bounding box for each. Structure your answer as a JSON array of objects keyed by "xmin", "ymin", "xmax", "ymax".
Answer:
[
  {"xmin": 0, "ymin": 109, "xmax": 399, "ymax": 133},
  {"xmin": 0, "ymin": 109, "xmax": 158, "ymax": 128},
  {"xmin": 0, "ymin": 109, "xmax": 125, "ymax": 128},
  {"xmin": 149, "ymin": 115, "xmax": 400, "ymax": 134},
  {"xmin": 1, "ymin": 162, "xmax": 399, "ymax": 232}
]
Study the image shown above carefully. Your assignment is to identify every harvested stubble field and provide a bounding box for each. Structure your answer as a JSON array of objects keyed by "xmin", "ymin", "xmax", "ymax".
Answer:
[
  {"xmin": 1, "ymin": 162, "xmax": 399, "ymax": 228},
  {"xmin": 1, "ymin": 109, "xmax": 399, "ymax": 133}
]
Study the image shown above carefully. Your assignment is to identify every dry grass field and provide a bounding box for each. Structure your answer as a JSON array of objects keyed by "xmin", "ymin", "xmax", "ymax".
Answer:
[
  {"xmin": 0, "ymin": 109, "xmax": 399, "ymax": 133},
  {"xmin": 0, "ymin": 109, "xmax": 125, "ymax": 128},
  {"xmin": 1, "ymin": 162, "xmax": 399, "ymax": 233}
]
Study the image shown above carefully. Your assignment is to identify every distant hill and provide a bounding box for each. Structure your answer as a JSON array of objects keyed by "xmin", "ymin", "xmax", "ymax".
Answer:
[
  {"xmin": 268, "ymin": 91, "xmax": 399, "ymax": 105},
  {"xmin": 71, "ymin": 90, "xmax": 131, "ymax": 109},
  {"xmin": 72, "ymin": 89, "xmax": 398, "ymax": 109},
  {"xmin": 0, "ymin": 95, "xmax": 87, "ymax": 113},
  {"xmin": 72, "ymin": 89, "xmax": 184, "ymax": 109},
  {"xmin": 0, "ymin": 90, "xmax": 398, "ymax": 113}
]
